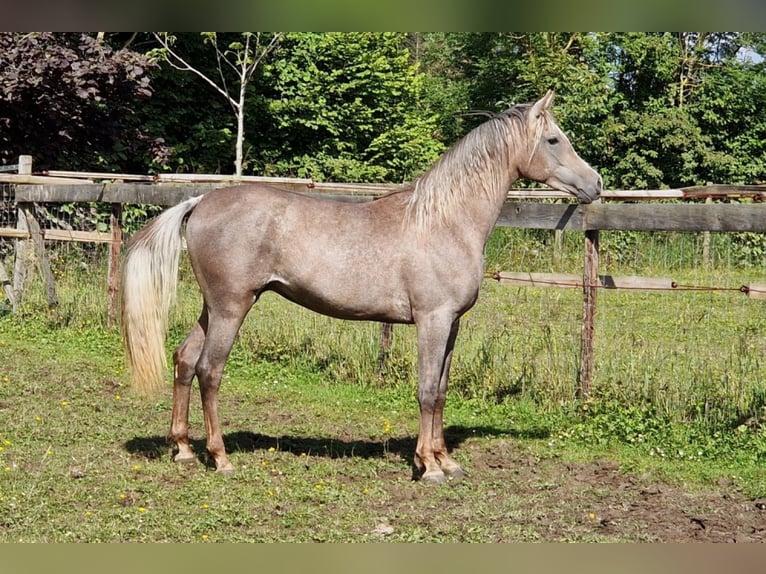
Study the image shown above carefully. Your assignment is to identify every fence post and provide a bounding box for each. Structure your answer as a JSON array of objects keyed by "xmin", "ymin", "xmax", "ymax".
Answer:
[
  {"xmin": 12, "ymin": 155, "xmax": 58, "ymax": 310},
  {"xmin": 577, "ymin": 228, "xmax": 599, "ymax": 399},
  {"xmin": 377, "ymin": 323, "xmax": 394, "ymax": 382},
  {"xmin": 12, "ymin": 156, "xmax": 34, "ymax": 310},
  {"xmin": 18, "ymin": 155, "xmax": 32, "ymax": 176},
  {"xmin": 0, "ymin": 259, "xmax": 14, "ymax": 310},
  {"xmin": 107, "ymin": 204, "xmax": 123, "ymax": 326},
  {"xmin": 12, "ymin": 205, "xmax": 32, "ymax": 310},
  {"xmin": 702, "ymin": 196, "xmax": 712, "ymax": 267},
  {"xmin": 25, "ymin": 205, "xmax": 58, "ymax": 309}
]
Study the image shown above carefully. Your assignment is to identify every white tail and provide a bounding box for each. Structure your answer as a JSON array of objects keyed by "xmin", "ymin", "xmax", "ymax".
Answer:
[{"xmin": 121, "ymin": 195, "xmax": 204, "ymax": 395}]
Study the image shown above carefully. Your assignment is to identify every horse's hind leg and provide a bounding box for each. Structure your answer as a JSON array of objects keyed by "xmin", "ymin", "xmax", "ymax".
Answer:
[
  {"xmin": 196, "ymin": 305, "xmax": 251, "ymax": 474},
  {"xmin": 168, "ymin": 307, "xmax": 208, "ymax": 464}
]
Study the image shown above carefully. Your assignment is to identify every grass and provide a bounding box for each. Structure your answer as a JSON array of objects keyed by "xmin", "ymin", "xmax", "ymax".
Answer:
[
  {"xmin": 1, "ymin": 310, "xmax": 766, "ymax": 542},
  {"xmin": 0, "ymin": 316, "xmax": 540, "ymax": 542},
  {"xmin": 1, "ymin": 229, "xmax": 766, "ymax": 541}
]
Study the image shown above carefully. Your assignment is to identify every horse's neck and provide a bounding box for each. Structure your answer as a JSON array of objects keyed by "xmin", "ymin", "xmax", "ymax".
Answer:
[{"xmin": 460, "ymin": 170, "xmax": 518, "ymax": 247}]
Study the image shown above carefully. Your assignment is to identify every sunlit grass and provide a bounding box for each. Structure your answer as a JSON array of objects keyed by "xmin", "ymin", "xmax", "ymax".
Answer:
[{"xmin": 2, "ymin": 286, "xmax": 766, "ymax": 542}]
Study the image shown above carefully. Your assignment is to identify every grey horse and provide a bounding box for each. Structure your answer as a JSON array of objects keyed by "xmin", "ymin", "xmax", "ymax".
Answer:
[{"xmin": 121, "ymin": 91, "xmax": 601, "ymax": 483}]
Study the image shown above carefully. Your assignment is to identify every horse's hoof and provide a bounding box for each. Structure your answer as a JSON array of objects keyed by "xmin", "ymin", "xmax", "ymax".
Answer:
[
  {"xmin": 446, "ymin": 470, "xmax": 465, "ymax": 482},
  {"xmin": 420, "ymin": 469, "xmax": 446, "ymax": 484},
  {"xmin": 443, "ymin": 465, "xmax": 466, "ymax": 481}
]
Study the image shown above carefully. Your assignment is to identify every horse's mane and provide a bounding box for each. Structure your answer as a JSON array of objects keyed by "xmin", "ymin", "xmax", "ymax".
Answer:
[{"xmin": 407, "ymin": 103, "xmax": 543, "ymax": 229}]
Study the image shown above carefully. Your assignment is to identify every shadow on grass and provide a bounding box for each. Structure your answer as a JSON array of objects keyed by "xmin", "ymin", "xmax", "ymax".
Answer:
[{"xmin": 124, "ymin": 423, "xmax": 546, "ymax": 468}]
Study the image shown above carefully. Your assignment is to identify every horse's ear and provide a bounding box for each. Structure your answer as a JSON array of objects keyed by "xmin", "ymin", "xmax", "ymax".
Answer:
[{"xmin": 531, "ymin": 90, "xmax": 555, "ymax": 118}]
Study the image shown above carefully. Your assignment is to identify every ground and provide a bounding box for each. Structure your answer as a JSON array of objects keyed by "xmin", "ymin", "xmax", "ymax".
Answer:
[
  {"xmin": 220, "ymin": 423, "xmax": 766, "ymax": 542},
  {"xmin": 215, "ymin": 394, "xmax": 766, "ymax": 542},
  {"xmin": 391, "ymin": 439, "xmax": 766, "ymax": 542}
]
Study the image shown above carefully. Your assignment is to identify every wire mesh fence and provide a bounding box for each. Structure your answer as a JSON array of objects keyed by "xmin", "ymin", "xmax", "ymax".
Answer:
[{"xmin": 0, "ymin": 183, "xmax": 17, "ymax": 262}]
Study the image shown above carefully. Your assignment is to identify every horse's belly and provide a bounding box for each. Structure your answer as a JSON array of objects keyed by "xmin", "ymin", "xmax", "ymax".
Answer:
[{"xmin": 272, "ymin": 281, "xmax": 413, "ymax": 324}]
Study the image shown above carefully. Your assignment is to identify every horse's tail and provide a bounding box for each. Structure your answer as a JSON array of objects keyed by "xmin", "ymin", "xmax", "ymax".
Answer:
[{"xmin": 121, "ymin": 195, "xmax": 204, "ymax": 395}]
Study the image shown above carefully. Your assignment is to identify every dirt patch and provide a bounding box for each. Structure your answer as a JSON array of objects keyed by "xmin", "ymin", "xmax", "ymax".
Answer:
[
  {"xmin": 451, "ymin": 440, "xmax": 766, "ymax": 542},
  {"xmin": 359, "ymin": 439, "xmax": 766, "ymax": 542}
]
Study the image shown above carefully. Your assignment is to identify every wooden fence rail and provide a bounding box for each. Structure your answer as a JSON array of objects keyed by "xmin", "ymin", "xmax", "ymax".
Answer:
[{"xmin": 1, "ymin": 157, "xmax": 765, "ymax": 397}]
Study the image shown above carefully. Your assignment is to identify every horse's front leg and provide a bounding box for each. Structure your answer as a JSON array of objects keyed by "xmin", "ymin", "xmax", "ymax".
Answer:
[
  {"xmin": 168, "ymin": 313, "xmax": 207, "ymax": 464},
  {"xmin": 431, "ymin": 319, "xmax": 465, "ymax": 480},
  {"xmin": 414, "ymin": 314, "xmax": 464, "ymax": 483}
]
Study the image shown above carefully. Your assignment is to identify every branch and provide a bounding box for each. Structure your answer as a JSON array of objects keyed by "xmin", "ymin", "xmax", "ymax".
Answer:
[
  {"xmin": 259, "ymin": 33, "xmax": 283, "ymax": 64},
  {"xmin": 121, "ymin": 32, "xmax": 138, "ymax": 51},
  {"xmin": 563, "ymin": 32, "xmax": 579, "ymax": 52},
  {"xmin": 224, "ymin": 32, "xmax": 284, "ymax": 82},
  {"xmin": 206, "ymin": 34, "xmax": 234, "ymax": 110},
  {"xmin": 152, "ymin": 33, "xmax": 237, "ymax": 109}
]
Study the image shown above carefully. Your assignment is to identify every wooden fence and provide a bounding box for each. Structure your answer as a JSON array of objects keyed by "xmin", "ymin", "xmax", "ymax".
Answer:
[{"xmin": 2, "ymin": 156, "xmax": 766, "ymax": 396}]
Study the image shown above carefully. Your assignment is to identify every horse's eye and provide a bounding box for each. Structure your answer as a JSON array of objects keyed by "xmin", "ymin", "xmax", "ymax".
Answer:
[{"xmin": 547, "ymin": 137, "xmax": 559, "ymax": 145}]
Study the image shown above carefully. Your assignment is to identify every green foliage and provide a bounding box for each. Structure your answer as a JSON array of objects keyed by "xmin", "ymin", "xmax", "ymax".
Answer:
[
  {"xmin": 693, "ymin": 62, "xmax": 766, "ymax": 184},
  {"xmin": 559, "ymin": 395, "xmax": 766, "ymax": 476},
  {"xmin": 7, "ymin": 32, "xmax": 766, "ymax": 190},
  {"xmin": 417, "ymin": 33, "xmax": 612, "ymax": 168},
  {"xmin": 730, "ymin": 232, "xmax": 766, "ymax": 266},
  {"xmin": 257, "ymin": 32, "xmax": 444, "ymax": 182},
  {"xmin": 415, "ymin": 32, "xmax": 766, "ymax": 190},
  {"xmin": 606, "ymin": 106, "xmax": 721, "ymax": 188},
  {"xmin": 568, "ymin": 398, "xmax": 671, "ymax": 448}
]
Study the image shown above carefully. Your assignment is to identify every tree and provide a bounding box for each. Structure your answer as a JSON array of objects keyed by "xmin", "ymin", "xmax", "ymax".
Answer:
[
  {"xmin": 602, "ymin": 32, "xmax": 761, "ymax": 188},
  {"xmin": 256, "ymin": 32, "xmax": 444, "ymax": 183},
  {"xmin": 416, "ymin": 33, "xmax": 612, "ymax": 169},
  {"xmin": 0, "ymin": 32, "xmax": 159, "ymax": 171},
  {"xmin": 151, "ymin": 32, "xmax": 282, "ymax": 176},
  {"xmin": 692, "ymin": 41, "xmax": 766, "ymax": 184}
]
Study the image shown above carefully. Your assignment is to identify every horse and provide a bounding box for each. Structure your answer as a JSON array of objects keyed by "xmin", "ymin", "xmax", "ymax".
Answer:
[{"xmin": 121, "ymin": 91, "xmax": 601, "ymax": 483}]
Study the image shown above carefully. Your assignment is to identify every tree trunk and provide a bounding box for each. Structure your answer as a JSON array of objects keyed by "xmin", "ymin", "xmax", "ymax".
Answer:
[{"xmin": 234, "ymin": 74, "xmax": 247, "ymax": 177}]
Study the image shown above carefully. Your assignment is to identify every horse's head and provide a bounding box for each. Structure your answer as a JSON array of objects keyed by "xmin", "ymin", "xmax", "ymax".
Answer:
[{"xmin": 520, "ymin": 91, "xmax": 602, "ymax": 204}]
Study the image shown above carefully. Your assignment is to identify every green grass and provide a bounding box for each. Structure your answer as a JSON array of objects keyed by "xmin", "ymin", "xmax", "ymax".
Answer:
[{"xmin": 1, "ymin": 313, "xmax": 765, "ymax": 542}]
